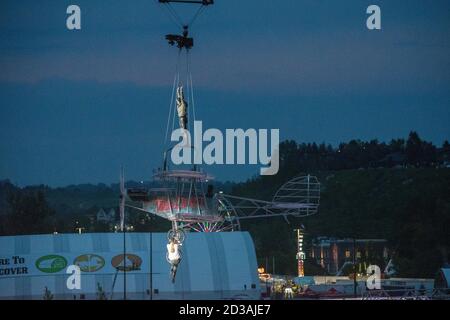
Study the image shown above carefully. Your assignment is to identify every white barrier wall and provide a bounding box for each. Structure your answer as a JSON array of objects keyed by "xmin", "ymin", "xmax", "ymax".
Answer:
[{"xmin": 0, "ymin": 232, "xmax": 260, "ymax": 300}]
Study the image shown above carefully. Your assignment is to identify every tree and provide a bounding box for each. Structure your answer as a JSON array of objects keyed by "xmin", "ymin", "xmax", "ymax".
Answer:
[
  {"xmin": 389, "ymin": 138, "xmax": 405, "ymax": 153},
  {"xmin": 406, "ymin": 131, "xmax": 425, "ymax": 166},
  {"xmin": 6, "ymin": 189, "xmax": 54, "ymax": 235},
  {"xmin": 43, "ymin": 287, "xmax": 53, "ymax": 300},
  {"xmin": 96, "ymin": 283, "xmax": 107, "ymax": 300}
]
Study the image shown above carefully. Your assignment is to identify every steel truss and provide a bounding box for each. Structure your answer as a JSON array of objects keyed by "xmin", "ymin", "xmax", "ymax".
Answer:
[{"xmin": 217, "ymin": 175, "xmax": 320, "ymax": 222}]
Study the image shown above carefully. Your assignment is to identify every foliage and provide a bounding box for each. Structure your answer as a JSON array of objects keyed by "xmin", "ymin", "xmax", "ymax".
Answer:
[
  {"xmin": 43, "ymin": 287, "xmax": 53, "ymax": 300},
  {"xmin": 1, "ymin": 186, "xmax": 55, "ymax": 235}
]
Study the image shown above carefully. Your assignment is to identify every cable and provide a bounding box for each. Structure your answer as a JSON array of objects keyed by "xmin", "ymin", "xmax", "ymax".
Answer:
[
  {"xmin": 164, "ymin": 73, "xmax": 177, "ymax": 146},
  {"xmin": 187, "ymin": 51, "xmax": 196, "ymax": 123},
  {"xmin": 159, "ymin": 3, "xmax": 184, "ymax": 29},
  {"xmin": 188, "ymin": 5, "xmax": 206, "ymax": 28},
  {"xmin": 165, "ymin": 50, "xmax": 182, "ymax": 146},
  {"xmin": 173, "ymin": 68, "xmax": 182, "ymax": 134},
  {"xmin": 166, "ymin": 3, "xmax": 185, "ymax": 28},
  {"xmin": 185, "ymin": 51, "xmax": 191, "ymax": 132},
  {"xmin": 159, "ymin": 1, "xmax": 210, "ymax": 162},
  {"xmin": 172, "ymin": 71, "xmax": 179, "ymax": 133},
  {"xmin": 161, "ymin": 3, "xmax": 207, "ymax": 33}
]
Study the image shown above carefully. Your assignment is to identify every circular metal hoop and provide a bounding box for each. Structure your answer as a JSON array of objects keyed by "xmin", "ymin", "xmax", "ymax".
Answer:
[{"xmin": 167, "ymin": 228, "xmax": 186, "ymax": 242}]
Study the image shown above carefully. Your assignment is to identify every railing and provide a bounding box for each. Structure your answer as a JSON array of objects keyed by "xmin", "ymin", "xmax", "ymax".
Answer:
[{"xmin": 362, "ymin": 288, "xmax": 450, "ymax": 300}]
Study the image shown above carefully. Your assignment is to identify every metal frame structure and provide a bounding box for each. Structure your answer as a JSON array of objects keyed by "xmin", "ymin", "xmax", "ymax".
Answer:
[
  {"xmin": 121, "ymin": 173, "xmax": 320, "ymax": 233},
  {"xmin": 216, "ymin": 175, "xmax": 320, "ymax": 222},
  {"xmin": 124, "ymin": 168, "xmax": 240, "ymax": 233},
  {"xmin": 159, "ymin": 0, "xmax": 214, "ymax": 5}
]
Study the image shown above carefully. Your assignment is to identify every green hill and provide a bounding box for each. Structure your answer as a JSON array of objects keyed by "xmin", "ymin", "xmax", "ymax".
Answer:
[{"xmin": 237, "ymin": 168, "xmax": 450, "ymax": 278}]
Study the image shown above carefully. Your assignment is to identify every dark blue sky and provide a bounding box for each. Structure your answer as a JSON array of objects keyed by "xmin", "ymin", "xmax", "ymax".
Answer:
[{"xmin": 0, "ymin": 0, "xmax": 449, "ymax": 186}]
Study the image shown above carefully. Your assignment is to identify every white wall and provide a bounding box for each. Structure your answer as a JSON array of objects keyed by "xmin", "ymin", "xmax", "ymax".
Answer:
[{"xmin": 0, "ymin": 232, "xmax": 260, "ymax": 300}]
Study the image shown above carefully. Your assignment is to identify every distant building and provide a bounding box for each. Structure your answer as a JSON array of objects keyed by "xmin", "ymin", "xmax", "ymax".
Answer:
[
  {"xmin": 377, "ymin": 152, "xmax": 406, "ymax": 168},
  {"xmin": 310, "ymin": 237, "xmax": 389, "ymax": 275},
  {"xmin": 435, "ymin": 268, "xmax": 450, "ymax": 290}
]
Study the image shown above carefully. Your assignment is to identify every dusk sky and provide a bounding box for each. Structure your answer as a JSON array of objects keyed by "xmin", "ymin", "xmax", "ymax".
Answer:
[{"xmin": 1, "ymin": 0, "xmax": 449, "ymax": 186}]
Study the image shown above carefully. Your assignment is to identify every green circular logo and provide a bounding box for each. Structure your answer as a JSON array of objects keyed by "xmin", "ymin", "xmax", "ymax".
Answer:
[{"xmin": 35, "ymin": 255, "xmax": 67, "ymax": 273}]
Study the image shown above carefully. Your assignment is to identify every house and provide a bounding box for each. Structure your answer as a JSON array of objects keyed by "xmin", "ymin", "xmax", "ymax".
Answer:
[{"xmin": 310, "ymin": 237, "xmax": 389, "ymax": 275}]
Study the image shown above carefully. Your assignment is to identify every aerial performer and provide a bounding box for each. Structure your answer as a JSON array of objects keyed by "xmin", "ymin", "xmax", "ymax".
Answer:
[
  {"xmin": 176, "ymin": 85, "xmax": 188, "ymax": 130},
  {"xmin": 166, "ymin": 236, "xmax": 182, "ymax": 283}
]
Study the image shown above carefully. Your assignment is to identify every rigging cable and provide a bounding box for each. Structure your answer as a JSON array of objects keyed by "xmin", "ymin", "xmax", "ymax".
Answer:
[
  {"xmin": 160, "ymin": 3, "xmax": 184, "ymax": 28},
  {"xmin": 161, "ymin": 1, "xmax": 210, "ymax": 154},
  {"xmin": 160, "ymin": 3, "xmax": 207, "ymax": 32},
  {"xmin": 187, "ymin": 51, "xmax": 196, "ymax": 125},
  {"xmin": 171, "ymin": 68, "xmax": 180, "ymax": 135},
  {"xmin": 164, "ymin": 73, "xmax": 177, "ymax": 146},
  {"xmin": 164, "ymin": 49, "xmax": 182, "ymax": 146},
  {"xmin": 188, "ymin": 4, "xmax": 206, "ymax": 28}
]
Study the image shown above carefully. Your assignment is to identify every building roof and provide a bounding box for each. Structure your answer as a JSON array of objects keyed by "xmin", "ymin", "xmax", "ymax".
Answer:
[
  {"xmin": 313, "ymin": 237, "xmax": 387, "ymax": 246},
  {"xmin": 436, "ymin": 268, "xmax": 450, "ymax": 288}
]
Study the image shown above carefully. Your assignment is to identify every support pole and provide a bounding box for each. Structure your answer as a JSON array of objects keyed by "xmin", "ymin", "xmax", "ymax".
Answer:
[
  {"xmin": 150, "ymin": 217, "xmax": 153, "ymax": 300},
  {"xmin": 123, "ymin": 226, "xmax": 126, "ymax": 300},
  {"xmin": 353, "ymin": 238, "xmax": 357, "ymax": 298}
]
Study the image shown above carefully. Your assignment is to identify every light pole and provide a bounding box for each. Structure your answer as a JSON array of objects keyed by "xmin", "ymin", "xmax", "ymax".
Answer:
[
  {"xmin": 123, "ymin": 223, "xmax": 126, "ymax": 300},
  {"xmin": 353, "ymin": 238, "xmax": 357, "ymax": 298},
  {"xmin": 149, "ymin": 214, "xmax": 153, "ymax": 300}
]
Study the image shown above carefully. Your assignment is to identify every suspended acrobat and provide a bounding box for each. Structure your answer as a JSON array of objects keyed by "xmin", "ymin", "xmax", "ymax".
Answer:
[
  {"xmin": 176, "ymin": 86, "xmax": 188, "ymax": 130},
  {"xmin": 166, "ymin": 234, "xmax": 183, "ymax": 283}
]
